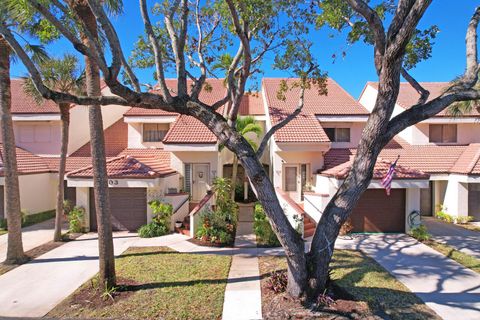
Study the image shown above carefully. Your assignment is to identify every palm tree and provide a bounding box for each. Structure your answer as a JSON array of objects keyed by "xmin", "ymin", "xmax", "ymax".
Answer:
[
  {"xmin": 0, "ymin": 36, "xmax": 26, "ymax": 264},
  {"xmin": 23, "ymin": 54, "xmax": 84, "ymax": 242},
  {"xmin": 231, "ymin": 116, "xmax": 263, "ymax": 200},
  {"xmin": 69, "ymin": 0, "xmax": 116, "ymax": 289},
  {"xmin": 448, "ymin": 82, "xmax": 480, "ymax": 116}
]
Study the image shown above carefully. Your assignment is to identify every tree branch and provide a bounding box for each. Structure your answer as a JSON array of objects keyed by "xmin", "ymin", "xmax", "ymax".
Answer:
[
  {"xmin": 346, "ymin": 0, "xmax": 386, "ymax": 73},
  {"xmin": 401, "ymin": 67, "xmax": 429, "ymax": 104},
  {"xmin": 190, "ymin": 0, "xmax": 207, "ymax": 101}
]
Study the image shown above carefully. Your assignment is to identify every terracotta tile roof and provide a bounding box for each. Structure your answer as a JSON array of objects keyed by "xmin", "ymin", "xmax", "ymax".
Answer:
[
  {"xmin": 323, "ymin": 142, "xmax": 480, "ymax": 177},
  {"xmin": 273, "ymin": 113, "xmax": 330, "ymax": 143},
  {"xmin": 322, "ymin": 155, "xmax": 429, "ymax": 180},
  {"xmin": 10, "ymin": 79, "xmax": 60, "ymax": 114},
  {"xmin": 163, "ymin": 115, "xmax": 217, "ymax": 144},
  {"xmin": 239, "ymin": 93, "xmax": 265, "ymax": 115},
  {"xmin": 0, "ymin": 144, "xmax": 51, "ymax": 176},
  {"xmin": 366, "ymin": 81, "xmax": 480, "ymax": 116},
  {"xmin": 263, "ymin": 78, "xmax": 369, "ymax": 116},
  {"xmin": 67, "ymin": 149, "xmax": 175, "ymax": 179},
  {"xmin": 262, "ymin": 78, "xmax": 368, "ymax": 144},
  {"xmin": 70, "ymin": 119, "xmax": 128, "ymax": 157},
  {"xmin": 43, "ymin": 156, "xmax": 94, "ymax": 173}
]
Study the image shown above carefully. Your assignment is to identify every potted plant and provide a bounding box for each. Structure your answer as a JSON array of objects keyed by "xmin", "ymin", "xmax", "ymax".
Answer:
[{"xmin": 175, "ymin": 221, "xmax": 183, "ymax": 228}]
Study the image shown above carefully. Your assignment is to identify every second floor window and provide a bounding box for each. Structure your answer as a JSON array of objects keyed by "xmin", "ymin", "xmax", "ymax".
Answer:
[
  {"xmin": 324, "ymin": 127, "xmax": 350, "ymax": 142},
  {"xmin": 143, "ymin": 123, "xmax": 168, "ymax": 142},
  {"xmin": 429, "ymin": 124, "xmax": 457, "ymax": 143}
]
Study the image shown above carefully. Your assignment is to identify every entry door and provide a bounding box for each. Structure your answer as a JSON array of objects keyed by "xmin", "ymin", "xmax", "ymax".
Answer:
[
  {"xmin": 192, "ymin": 164, "xmax": 210, "ymax": 202},
  {"xmin": 284, "ymin": 164, "xmax": 300, "ymax": 201}
]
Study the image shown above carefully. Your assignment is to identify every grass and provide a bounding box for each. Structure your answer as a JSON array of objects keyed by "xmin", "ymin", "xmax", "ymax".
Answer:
[
  {"xmin": 48, "ymin": 246, "xmax": 232, "ymax": 320},
  {"xmin": 22, "ymin": 210, "xmax": 56, "ymax": 228},
  {"xmin": 0, "ymin": 229, "xmax": 6, "ymax": 236},
  {"xmin": 259, "ymin": 250, "xmax": 440, "ymax": 320},
  {"xmin": 421, "ymin": 239, "xmax": 480, "ymax": 274}
]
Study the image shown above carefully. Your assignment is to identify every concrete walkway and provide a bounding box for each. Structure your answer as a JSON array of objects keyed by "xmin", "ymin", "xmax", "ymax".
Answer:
[
  {"xmin": 0, "ymin": 232, "xmax": 135, "ymax": 317},
  {"xmin": 423, "ymin": 217, "xmax": 480, "ymax": 259},
  {"xmin": 0, "ymin": 218, "xmax": 67, "ymax": 262},
  {"xmin": 222, "ymin": 221, "xmax": 262, "ymax": 320},
  {"xmin": 336, "ymin": 234, "xmax": 480, "ymax": 320}
]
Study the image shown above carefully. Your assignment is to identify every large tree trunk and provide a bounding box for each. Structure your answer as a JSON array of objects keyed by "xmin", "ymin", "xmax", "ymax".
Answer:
[
  {"xmin": 54, "ymin": 103, "xmax": 70, "ymax": 242},
  {"xmin": 71, "ymin": 0, "xmax": 116, "ymax": 288},
  {"xmin": 0, "ymin": 37, "xmax": 26, "ymax": 264},
  {"xmin": 230, "ymin": 155, "xmax": 239, "ymax": 200},
  {"xmin": 239, "ymin": 152, "xmax": 308, "ymax": 297},
  {"xmin": 307, "ymin": 57, "xmax": 403, "ymax": 298}
]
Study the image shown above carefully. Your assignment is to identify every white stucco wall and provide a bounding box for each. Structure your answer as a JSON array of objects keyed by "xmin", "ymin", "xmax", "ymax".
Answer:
[
  {"xmin": 405, "ymin": 188, "xmax": 421, "ymax": 232},
  {"xmin": 75, "ymin": 187, "xmax": 90, "ymax": 231},
  {"xmin": 170, "ymin": 151, "xmax": 221, "ymax": 191},
  {"xmin": 441, "ymin": 176, "xmax": 469, "ymax": 217}
]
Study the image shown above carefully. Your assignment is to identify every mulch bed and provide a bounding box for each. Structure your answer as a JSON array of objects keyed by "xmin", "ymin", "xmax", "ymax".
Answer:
[
  {"xmin": 188, "ymin": 237, "xmax": 234, "ymax": 248},
  {"xmin": 65, "ymin": 277, "xmax": 140, "ymax": 310},
  {"xmin": 0, "ymin": 233, "xmax": 81, "ymax": 276}
]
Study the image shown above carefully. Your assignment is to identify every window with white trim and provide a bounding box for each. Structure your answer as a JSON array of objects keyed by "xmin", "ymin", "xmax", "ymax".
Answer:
[
  {"xmin": 429, "ymin": 124, "xmax": 457, "ymax": 143},
  {"xmin": 143, "ymin": 123, "xmax": 168, "ymax": 142}
]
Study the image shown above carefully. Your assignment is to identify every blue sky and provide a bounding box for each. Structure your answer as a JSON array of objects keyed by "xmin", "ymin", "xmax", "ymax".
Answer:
[{"xmin": 9, "ymin": 1, "xmax": 476, "ymax": 99}]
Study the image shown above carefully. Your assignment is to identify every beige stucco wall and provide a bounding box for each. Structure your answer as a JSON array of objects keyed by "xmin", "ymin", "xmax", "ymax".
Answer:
[
  {"xmin": 170, "ymin": 151, "xmax": 221, "ymax": 191},
  {"xmin": 319, "ymin": 122, "xmax": 365, "ymax": 148},
  {"xmin": 436, "ymin": 176, "xmax": 469, "ymax": 217},
  {"xmin": 14, "ymin": 173, "xmax": 56, "ymax": 215},
  {"xmin": 67, "ymin": 86, "xmax": 130, "ymax": 155},
  {"xmin": 13, "ymin": 121, "xmax": 62, "ymax": 156},
  {"xmin": 127, "ymin": 122, "xmax": 170, "ymax": 149}
]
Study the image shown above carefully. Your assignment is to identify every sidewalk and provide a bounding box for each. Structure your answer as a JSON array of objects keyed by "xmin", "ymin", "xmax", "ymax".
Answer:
[
  {"xmin": 0, "ymin": 232, "xmax": 135, "ymax": 318},
  {"xmin": 423, "ymin": 217, "xmax": 480, "ymax": 259},
  {"xmin": 222, "ymin": 222, "xmax": 262, "ymax": 320},
  {"xmin": 0, "ymin": 218, "xmax": 66, "ymax": 262},
  {"xmin": 336, "ymin": 234, "xmax": 480, "ymax": 320}
]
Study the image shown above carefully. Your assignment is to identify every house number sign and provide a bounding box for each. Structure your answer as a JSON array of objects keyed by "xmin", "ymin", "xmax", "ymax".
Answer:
[{"xmin": 108, "ymin": 179, "xmax": 119, "ymax": 186}]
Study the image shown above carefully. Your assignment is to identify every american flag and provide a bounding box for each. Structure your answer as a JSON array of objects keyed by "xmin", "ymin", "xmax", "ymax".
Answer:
[{"xmin": 381, "ymin": 156, "xmax": 400, "ymax": 196}]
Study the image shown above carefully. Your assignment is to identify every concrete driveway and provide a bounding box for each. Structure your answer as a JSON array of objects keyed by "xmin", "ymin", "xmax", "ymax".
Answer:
[
  {"xmin": 0, "ymin": 232, "xmax": 136, "ymax": 318},
  {"xmin": 336, "ymin": 234, "xmax": 480, "ymax": 320},
  {"xmin": 423, "ymin": 217, "xmax": 480, "ymax": 259},
  {"xmin": 0, "ymin": 218, "xmax": 67, "ymax": 262}
]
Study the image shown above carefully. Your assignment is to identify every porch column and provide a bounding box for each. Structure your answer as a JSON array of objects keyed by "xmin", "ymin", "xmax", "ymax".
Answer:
[
  {"xmin": 444, "ymin": 178, "xmax": 469, "ymax": 217},
  {"xmin": 405, "ymin": 188, "xmax": 421, "ymax": 232}
]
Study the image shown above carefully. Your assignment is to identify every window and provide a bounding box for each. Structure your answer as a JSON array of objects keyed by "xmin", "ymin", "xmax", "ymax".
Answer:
[
  {"xmin": 429, "ymin": 124, "xmax": 457, "ymax": 143},
  {"xmin": 324, "ymin": 127, "xmax": 350, "ymax": 142},
  {"xmin": 184, "ymin": 163, "xmax": 192, "ymax": 194},
  {"xmin": 143, "ymin": 123, "xmax": 168, "ymax": 142}
]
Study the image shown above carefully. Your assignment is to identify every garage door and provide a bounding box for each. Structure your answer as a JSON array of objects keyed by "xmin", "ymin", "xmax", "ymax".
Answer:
[
  {"xmin": 350, "ymin": 189, "xmax": 405, "ymax": 233},
  {"xmin": 0, "ymin": 186, "xmax": 4, "ymax": 219},
  {"xmin": 89, "ymin": 188, "xmax": 147, "ymax": 231}
]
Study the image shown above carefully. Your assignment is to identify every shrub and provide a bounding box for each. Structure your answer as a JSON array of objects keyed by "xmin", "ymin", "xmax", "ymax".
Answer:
[
  {"xmin": 253, "ymin": 203, "xmax": 280, "ymax": 246},
  {"xmin": 195, "ymin": 178, "xmax": 238, "ymax": 245},
  {"xmin": 138, "ymin": 222, "xmax": 168, "ymax": 238},
  {"xmin": 0, "ymin": 218, "xmax": 7, "ymax": 230},
  {"xmin": 63, "ymin": 200, "xmax": 74, "ymax": 216},
  {"xmin": 409, "ymin": 224, "xmax": 430, "ymax": 241},
  {"xmin": 436, "ymin": 211, "xmax": 454, "ymax": 223},
  {"xmin": 137, "ymin": 200, "xmax": 173, "ymax": 238},
  {"xmin": 266, "ymin": 270, "xmax": 288, "ymax": 294},
  {"xmin": 68, "ymin": 206, "xmax": 85, "ymax": 233},
  {"xmin": 456, "ymin": 215, "xmax": 474, "ymax": 224}
]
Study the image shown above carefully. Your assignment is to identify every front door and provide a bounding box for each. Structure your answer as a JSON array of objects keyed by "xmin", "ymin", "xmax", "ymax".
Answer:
[
  {"xmin": 284, "ymin": 164, "xmax": 310, "ymax": 202},
  {"xmin": 192, "ymin": 164, "xmax": 210, "ymax": 202}
]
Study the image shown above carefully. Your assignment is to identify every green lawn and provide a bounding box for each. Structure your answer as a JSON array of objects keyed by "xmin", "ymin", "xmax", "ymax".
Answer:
[
  {"xmin": 0, "ymin": 229, "xmax": 6, "ymax": 236},
  {"xmin": 422, "ymin": 240, "xmax": 480, "ymax": 274},
  {"xmin": 48, "ymin": 247, "xmax": 232, "ymax": 320},
  {"xmin": 259, "ymin": 250, "xmax": 439, "ymax": 320}
]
